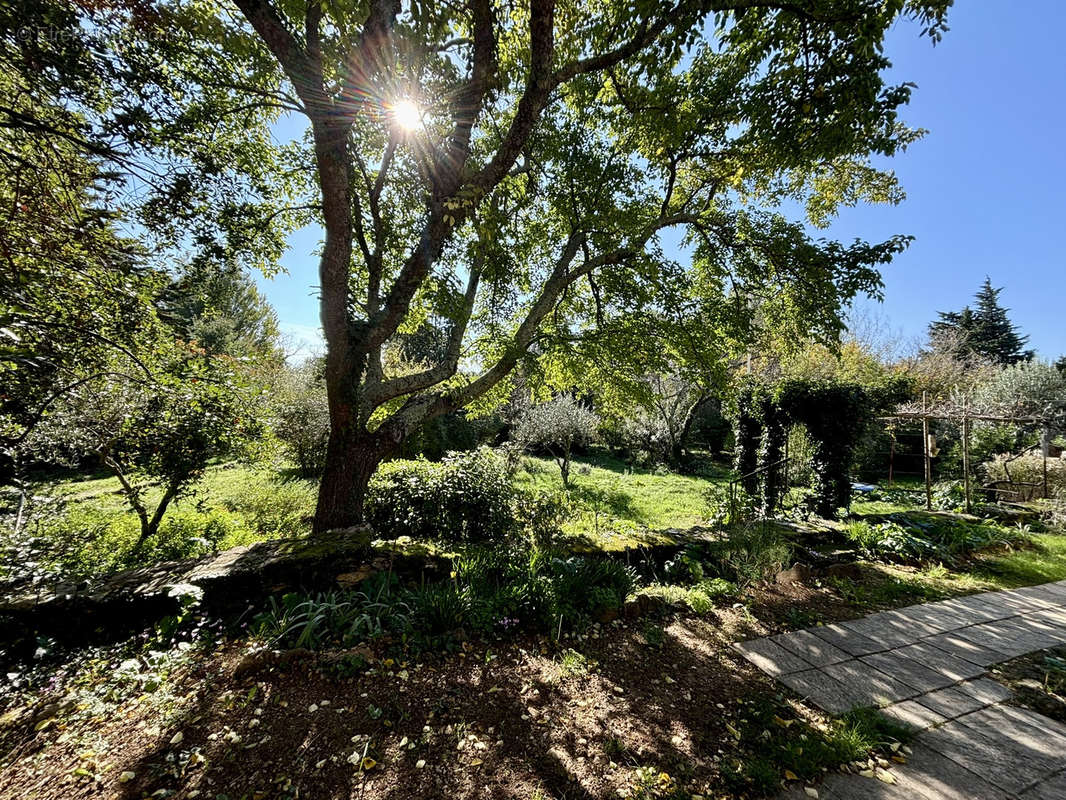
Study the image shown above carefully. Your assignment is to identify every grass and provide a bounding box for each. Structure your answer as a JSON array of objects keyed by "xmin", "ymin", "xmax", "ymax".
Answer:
[
  {"xmin": 36, "ymin": 460, "xmax": 317, "ymax": 521},
  {"xmin": 514, "ymin": 452, "xmax": 728, "ymax": 550},
  {"xmin": 3, "ymin": 462, "xmax": 317, "ymax": 581},
  {"xmin": 830, "ymin": 533, "xmax": 1066, "ymax": 611},
  {"xmin": 720, "ymin": 698, "xmax": 913, "ymax": 796}
]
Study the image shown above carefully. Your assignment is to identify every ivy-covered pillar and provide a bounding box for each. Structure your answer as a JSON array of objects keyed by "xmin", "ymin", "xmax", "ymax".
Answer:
[
  {"xmin": 733, "ymin": 384, "xmax": 762, "ymax": 497},
  {"xmin": 758, "ymin": 397, "xmax": 788, "ymax": 514}
]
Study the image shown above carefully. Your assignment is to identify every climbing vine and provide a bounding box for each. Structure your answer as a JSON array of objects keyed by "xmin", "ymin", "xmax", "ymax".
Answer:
[{"xmin": 732, "ymin": 377, "xmax": 911, "ymax": 519}]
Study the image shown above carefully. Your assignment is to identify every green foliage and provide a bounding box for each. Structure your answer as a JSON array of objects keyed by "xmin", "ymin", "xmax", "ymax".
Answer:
[
  {"xmin": 982, "ymin": 452, "xmax": 1066, "ymax": 501},
  {"xmin": 365, "ymin": 448, "xmax": 518, "ymax": 544},
  {"xmin": 972, "ymin": 360, "xmax": 1066, "ymax": 423},
  {"xmin": 663, "ymin": 547, "xmax": 706, "ymax": 585},
  {"xmin": 636, "ymin": 579, "xmax": 736, "ymax": 614},
  {"xmin": 705, "ymin": 524, "xmax": 792, "ymax": 586},
  {"xmin": 158, "ymin": 259, "xmax": 282, "ymax": 361},
  {"xmin": 930, "ymin": 480, "xmax": 967, "ymax": 511},
  {"xmin": 721, "ymin": 698, "xmax": 912, "ymax": 796},
  {"xmin": 732, "ymin": 384, "xmax": 762, "ymax": 497},
  {"xmin": 511, "ymin": 395, "xmax": 600, "ymax": 487},
  {"xmin": 218, "ymin": 473, "xmax": 315, "ymax": 539},
  {"xmin": 255, "ymin": 580, "xmax": 411, "ymax": 650},
  {"xmin": 844, "ymin": 513, "xmax": 1031, "ymax": 564},
  {"xmin": 930, "ymin": 278, "xmax": 1033, "ymax": 365},
  {"xmin": 20, "ymin": 344, "xmax": 265, "ymax": 543},
  {"xmin": 732, "ymin": 376, "xmax": 912, "ymax": 519},
  {"xmin": 20, "ymin": 505, "xmax": 258, "ymax": 580},
  {"xmin": 270, "ymin": 361, "xmax": 330, "ymax": 478},
  {"xmin": 407, "ymin": 582, "xmax": 472, "ymax": 638},
  {"xmin": 398, "ymin": 412, "xmax": 481, "ymax": 462},
  {"xmin": 254, "ymin": 543, "xmax": 640, "ymax": 652},
  {"xmin": 458, "ymin": 543, "xmax": 638, "ymax": 632}
]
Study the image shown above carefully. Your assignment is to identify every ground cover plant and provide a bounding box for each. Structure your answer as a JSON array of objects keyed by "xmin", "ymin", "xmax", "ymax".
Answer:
[
  {"xmin": 2, "ymin": 464, "xmax": 1065, "ymax": 799},
  {"xmin": 991, "ymin": 645, "xmax": 1066, "ymax": 726},
  {"xmin": 0, "ymin": 566, "xmax": 931, "ymax": 800}
]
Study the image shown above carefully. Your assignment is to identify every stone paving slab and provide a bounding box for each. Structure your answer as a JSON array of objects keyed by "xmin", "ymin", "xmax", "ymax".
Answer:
[
  {"xmin": 922, "ymin": 631, "xmax": 1009, "ymax": 665},
  {"xmin": 749, "ymin": 580, "xmax": 1066, "ymax": 799},
  {"xmin": 893, "ymin": 642, "xmax": 986, "ymax": 682},
  {"xmin": 859, "ymin": 651, "xmax": 957, "ymax": 694},
  {"xmin": 819, "ymin": 660, "xmax": 917, "ymax": 708},
  {"xmin": 920, "ymin": 715, "xmax": 1055, "ymax": 795},
  {"xmin": 778, "ymin": 668, "xmax": 870, "ymax": 715},
  {"xmin": 1020, "ymin": 769, "xmax": 1066, "ymax": 800},
  {"xmin": 914, "ymin": 684, "xmax": 997, "ymax": 719},
  {"xmin": 732, "ymin": 637, "xmax": 811, "ymax": 676},
  {"xmin": 810, "ymin": 622, "xmax": 888, "ymax": 657},
  {"xmin": 772, "ymin": 628, "xmax": 852, "ymax": 666},
  {"xmin": 878, "ymin": 698, "xmax": 947, "ymax": 730}
]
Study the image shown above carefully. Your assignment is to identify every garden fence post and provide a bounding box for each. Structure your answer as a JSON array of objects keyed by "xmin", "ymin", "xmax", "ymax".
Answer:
[
  {"xmin": 922, "ymin": 391, "xmax": 932, "ymax": 510},
  {"xmin": 962, "ymin": 399, "xmax": 972, "ymax": 514},
  {"xmin": 1042, "ymin": 427, "xmax": 1050, "ymax": 499}
]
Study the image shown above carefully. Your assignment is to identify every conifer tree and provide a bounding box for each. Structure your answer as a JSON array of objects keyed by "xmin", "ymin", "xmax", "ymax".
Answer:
[{"xmin": 929, "ymin": 278, "xmax": 1033, "ymax": 365}]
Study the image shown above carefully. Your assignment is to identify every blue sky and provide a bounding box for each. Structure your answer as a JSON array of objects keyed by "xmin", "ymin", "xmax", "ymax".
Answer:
[{"xmin": 258, "ymin": 2, "xmax": 1066, "ymax": 361}]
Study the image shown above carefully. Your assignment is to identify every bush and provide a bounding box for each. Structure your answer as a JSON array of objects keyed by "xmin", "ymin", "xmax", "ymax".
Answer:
[
  {"xmin": 271, "ymin": 362, "xmax": 330, "ymax": 477},
  {"xmin": 364, "ymin": 447, "xmax": 518, "ymax": 543},
  {"xmin": 705, "ymin": 524, "xmax": 791, "ymax": 586},
  {"xmin": 982, "ymin": 452, "xmax": 1066, "ymax": 501}
]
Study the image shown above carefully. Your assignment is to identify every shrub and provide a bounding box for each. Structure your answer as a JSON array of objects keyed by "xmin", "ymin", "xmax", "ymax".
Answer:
[
  {"xmin": 982, "ymin": 452, "xmax": 1066, "ymax": 501},
  {"xmin": 271, "ymin": 361, "xmax": 330, "ymax": 477},
  {"xmin": 364, "ymin": 447, "xmax": 518, "ymax": 543},
  {"xmin": 706, "ymin": 524, "xmax": 791, "ymax": 586}
]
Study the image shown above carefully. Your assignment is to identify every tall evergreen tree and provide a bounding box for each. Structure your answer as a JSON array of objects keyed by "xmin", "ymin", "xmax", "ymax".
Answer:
[
  {"xmin": 929, "ymin": 278, "xmax": 1033, "ymax": 365},
  {"xmin": 158, "ymin": 259, "xmax": 282, "ymax": 362}
]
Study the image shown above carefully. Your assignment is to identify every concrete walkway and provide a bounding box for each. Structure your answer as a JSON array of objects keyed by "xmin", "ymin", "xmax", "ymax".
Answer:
[{"xmin": 735, "ymin": 580, "xmax": 1066, "ymax": 798}]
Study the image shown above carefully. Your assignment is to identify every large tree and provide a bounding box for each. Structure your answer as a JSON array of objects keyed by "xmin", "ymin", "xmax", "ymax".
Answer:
[
  {"xmin": 225, "ymin": 0, "xmax": 952, "ymax": 532},
  {"xmin": 13, "ymin": 0, "xmax": 952, "ymax": 533}
]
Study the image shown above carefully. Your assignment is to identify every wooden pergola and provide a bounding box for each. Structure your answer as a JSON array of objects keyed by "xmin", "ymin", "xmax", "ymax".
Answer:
[{"xmin": 879, "ymin": 392, "xmax": 1055, "ymax": 513}]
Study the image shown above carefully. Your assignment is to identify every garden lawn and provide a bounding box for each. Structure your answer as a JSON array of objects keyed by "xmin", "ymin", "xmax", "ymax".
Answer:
[{"xmin": 514, "ymin": 454, "xmax": 728, "ymax": 550}]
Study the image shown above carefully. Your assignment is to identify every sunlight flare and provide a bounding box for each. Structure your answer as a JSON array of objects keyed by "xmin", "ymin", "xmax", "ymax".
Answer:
[{"xmin": 390, "ymin": 98, "xmax": 421, "ymax": 131}]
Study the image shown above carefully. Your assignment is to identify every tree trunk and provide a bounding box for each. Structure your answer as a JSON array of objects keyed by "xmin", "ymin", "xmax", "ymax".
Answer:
[
  {"xmin": 313, "ymin": 422, "xmax": 391, "ymax": 534},
  {"xmin": 138, "ymin": 482, "xmax": 180, "ymax": 546}
]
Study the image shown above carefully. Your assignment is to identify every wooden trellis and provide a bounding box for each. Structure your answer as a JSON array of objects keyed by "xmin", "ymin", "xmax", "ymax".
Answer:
[{"xmin": 879, "ymin": 392, "xmax": 1054, "ymax": 513}]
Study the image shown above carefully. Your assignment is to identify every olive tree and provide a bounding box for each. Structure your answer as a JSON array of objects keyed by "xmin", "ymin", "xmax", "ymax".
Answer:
[
  {"xmin": 24, "ymin": 350, "xmax": 261, "ymax": 545},
  {"xmin": 512, "ymin": 395, "xmax": 599, "ymax": 487}
]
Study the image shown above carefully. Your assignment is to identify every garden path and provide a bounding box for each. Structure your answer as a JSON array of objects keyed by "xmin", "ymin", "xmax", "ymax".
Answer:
[{"xmin": 735, "ymin": 580, "xmax": 1066, "ymax": 798}]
